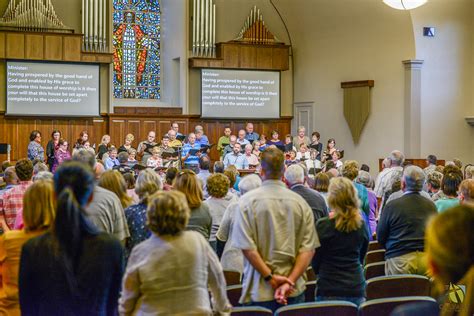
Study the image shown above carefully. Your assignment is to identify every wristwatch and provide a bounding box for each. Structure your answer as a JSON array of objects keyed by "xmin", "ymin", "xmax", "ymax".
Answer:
[{"xmin": 264, "ymin": 273, "xmax": 273, "ymax": 282}]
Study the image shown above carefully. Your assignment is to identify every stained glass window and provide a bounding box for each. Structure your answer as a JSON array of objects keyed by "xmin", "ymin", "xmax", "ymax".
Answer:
[{"xmin": 113, "ymin": 0, "xmax": 160, "ymax": 99}]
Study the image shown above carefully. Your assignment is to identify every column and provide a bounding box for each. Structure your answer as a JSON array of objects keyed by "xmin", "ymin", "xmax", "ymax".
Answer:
[{"xmin": 403, "ymin": 59, "xmax": 423, "ymax": 158}]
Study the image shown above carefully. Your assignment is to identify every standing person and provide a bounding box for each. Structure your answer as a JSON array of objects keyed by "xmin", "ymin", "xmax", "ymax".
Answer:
[
  {"xmin": 223, "ymin": 143, "xmax": 248, "ymax": 170},
  {"xmin": 284, "ymin": 164, "xmax": 328, "ymax": 223},
  {"xmin": 124, "ymin": 169, "xmax": 162, "ymax": 258},
  {"xmin": 266, "ymin": 130, "xmax": 284, "ymax": 147},
  {"xmin": 203, "ymin": 173, "xmax": 233, "ymax": 251},
  {"xmin": 19, "ymin": 161, "xmax": 124, "ymax": 315},
  {"xmin": 356, "ymin": 170, "xmax": 378, "ymax": 239},
  {"xmin": 27, "ymin": 130, "xmax": 44, "ymax": 162},
  {"xmin": 0, "ymin": 180, "xmax": 55, "ymax": 315},
  {"xmin": 74, "ymin": 130, "xmax": 90, "ymax": 150},
  {"xmin": 119, "ymin": 191, "xmax": 231, "ymax": 315},
  {"xmin": 118, "ymin": 134, "xmax": 135, "ymax": 154},
  {"xmin": 52, "ymin": 139, "xmax": 71, "ymax": 173},
  {"xmin": 312, "ymin": 177, "xmax": 369, "ymax": 306},
  {"xmin": 217, "ymin": 127, "xmax": 232, "ymax": 156},
  {"xmin": 321, "ymin": 138, "xmax": 337, "ymax": 163},
  {"xmin": 104, "ymin": 147, "xmax": 120, "ymax": 170},
  {"xmin": 46, "ymin": 130, "xmax": 61, "ymax": 171},
  {"xmin": 231, "ymin": 147, "xmax": 319, "ymax": 311},
  {"xmin": 423, "ymin": 205, "xmax": 474, "ymax": 316},
  {"xmin": 97, "ymin": 134, "xmax": 111, "ymax": 160},
  {"xmin": 374, "ymin": 150, "xmax": 405, "ymax": 211},
  {"xmin": 435, "ymin": 171, "xmax": 462, "ymax": 212},
  {"xmin": 237, "ymin": 129, "xmax": 251, "ymax": 147},
  {"xmin": 181, "ymin": 133, "xmax": 201, "ymax": 170},
  {"xmin": 174, "ymin": 170, "xmax": 211, "ymax": 240},
  {"xmin": 0, "ymin": 159, "xmax": 33, "ymax": 230},
  {"xmin": 377, "ymin": 166, "xmax": 437, "ymax": 275},
  {"xmin": 245, "ymin": 122, "xmax": 259, "ymax": 143},
  {"xmin": 217, "ymin": 174, "xmax": 262, "ymax": 273},
  {"xmin": 244, "ymin": 144, "xmax": 259, "ymax": 168},
  {"xmin": 293, "ymin": 126, "xmax": 310, "ymax": 150},
  {"xmin": 309, "ymin": 132, "xmax": 323, "ymax": 160},
  {"xmin": 137, "ymin": 131, "xmax": 157, "ymax": 164},
  {"xmin": 171, "ymin": 121, "xmax": 183, "ymax": 138},
  {"xmin": 98, "ymin": 170, "xmax": 134, "ymax": 209}
]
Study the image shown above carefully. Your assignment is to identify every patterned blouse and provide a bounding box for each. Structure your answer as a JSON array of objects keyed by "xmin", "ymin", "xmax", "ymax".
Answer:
[
  {"xmin": 124, "ymin": 203, "xmax": 150, "ymax": 259},
  {"xmin": 52, "ymin": 150, "xmax": 71, "ymax": 172},
  {"xmin": 27, "ymin": 141, "xmax": 44, "ymax": 162}
]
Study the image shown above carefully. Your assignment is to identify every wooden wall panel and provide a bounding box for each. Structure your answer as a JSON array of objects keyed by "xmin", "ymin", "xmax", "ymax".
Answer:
[
  {"xmin": 0, "ymin": 114, "xmax": 292, "ymax": 163},
  {"xmin": 256, "ymin": 47, "xmax": 273, "ymax": 69},
  {"xmin": 0, "ymin": 33, "xmax": 5, "ymax": 58},
  {"xmin": 6, "ymin": 33, "xmax": 24, "ymax": 59},
  {"xmin": 44, "ymin": 35, "xmax": 63, "ymax": 61},
  {"xmin": 25, "ymin": 34, "xmax": 44, "ymax": 60},
  {"xmin": 63, "ymin": 36, "xmax": 82, "ymax": 61},
  {"xmin": 240, "ymin": 46, "xmax": 256, "ymax": 68}
]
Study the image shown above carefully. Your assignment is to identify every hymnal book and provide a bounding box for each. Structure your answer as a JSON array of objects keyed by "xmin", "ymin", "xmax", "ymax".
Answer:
[
  {"xmin": 199, "ymin": 144, "xmax": 214, "ymax": 153},
  {"xmin": 309, "ymin": 168, "xmax": 322, "ymax": 175},
  {"xmin": 161, "ymin": 151, "xmax": 178, "ymax": 159},
  {"xmin": 188, "ymin": 148, "xmax": 200, "ymax": 156},
  {"xmin": 133, "ymin": 164, "xmax": 147, "ymax": 171},
  {"xmin": 220, "ymin": 143, "xmax": 230, "ymax": 148},
  {"xmin": 176, "ymin": 135, "xmax": 186, "ymax": 142},
  {"xmin": 275, "ymin": 145, "xmax": 287, "ymax": 152}
]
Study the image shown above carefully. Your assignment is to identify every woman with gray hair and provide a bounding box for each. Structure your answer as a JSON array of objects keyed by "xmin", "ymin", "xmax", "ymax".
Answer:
[
  {"xmin": 356, "ymin": 171, "xmax": 377, "ymax": 239},
  {"xmin": 119, "ymin": 191, "xmax": 231, "ymax": 315},
  {"xmin": 124, "ymin": 168, "xmax": 163, "ymax": 258},
  {"xmin": 216, "ymin": 174, "xmax": 262, "ymax": 273}
]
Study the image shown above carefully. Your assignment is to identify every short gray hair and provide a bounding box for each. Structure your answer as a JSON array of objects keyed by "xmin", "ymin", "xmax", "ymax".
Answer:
[
  {"xmin": 33, "ymin": 171, "xmax": 54, "ymax": 182},
  {"xmin": 284, "ymin": 164, "xmax": 305, "ymax": 186},
  {"xmin": 356, "ymin": 170, "xmax": 372, "ymax": 188},
  {"xmin": 135, "ymin": 169, "xmax": 163, "ymax": 203},
  {"xmin": 238, "ymin": 174, "xmax": 262, "ymax": 195},
  {"xmin": 403, "ymin": 165, "xmax": 425, "ymax": 192},
  {"xmin": 389, "ymin": 150, "xmax": 405, "ymax": 166},
  {"xmin": 382, "ymin": 157, "xmax": 391, "ymax": 168},
  {"xmin": 465, "ymin": 165, "xmax": 474, "ymax": 179},
  {"xmin": 72, "ymin": 149, "xmax": 96, "ymax": 169},
  {"xmin": 33, "ymin": 162, "xmax": 48, "ymax": 175}
]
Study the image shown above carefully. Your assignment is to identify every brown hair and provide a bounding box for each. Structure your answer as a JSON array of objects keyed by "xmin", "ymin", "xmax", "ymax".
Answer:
[
  {"xmin": 314, "ymin": 172, "xmax": 330, "ymax": 192},
  {"xmin": 260, "ymin": 147, "xmax": 285, "ymax": 180},
  {"xmin": 426, "ymin": 205, "xmax": 474, "ymax": 316},
  {"xmin": 328, "ymin": 177, "xmax": 362, "ymax": 233},
  {"xmin": 15, "ymin": 159, "xmax": 33, "ymax": 181},
  {"xmin": 174, "ymin": 169, "xmax": 203, "ymax": 209},
  {"xmin": 342, "ymin": 160, "xmax": 359, "ymax": 181},
  {"xmin": 98, "ymin": 170, "xmax": 133, "ymax": 208},
  {"xmin": 147, "ymin": 191, "xmax": 190, "ymax": 236}
]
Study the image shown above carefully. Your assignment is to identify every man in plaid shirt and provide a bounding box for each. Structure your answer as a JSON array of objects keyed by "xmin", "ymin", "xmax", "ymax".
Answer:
[{"xmin": 0, "ymin": 159, "xmax": 33, "ymax": 229}]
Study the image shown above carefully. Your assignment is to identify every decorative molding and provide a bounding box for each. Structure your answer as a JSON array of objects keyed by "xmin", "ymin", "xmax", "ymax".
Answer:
[
  {"xmin": 402, "ymin": 59, "xmax": 424, "ymax": 69},
  {"xmin": 113, "ymin": 107, "xmax": 183, "ymax": 116},
  {"xmin": 341, "ymin": 80, "xmax": 375, "ymax": 89},
  {"xmin": 465, "ymin": 116, "xmax": 474, "ymax": 126}
]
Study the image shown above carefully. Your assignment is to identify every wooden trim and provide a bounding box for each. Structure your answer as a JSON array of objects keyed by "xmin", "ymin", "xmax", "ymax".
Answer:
[
  {"xmin": 341, "ymin": 80, "xmax": 375, "ymax": 89},
  {"xmin": 113, "ymin": 107, "xmax": 183, "ymax": 115}
]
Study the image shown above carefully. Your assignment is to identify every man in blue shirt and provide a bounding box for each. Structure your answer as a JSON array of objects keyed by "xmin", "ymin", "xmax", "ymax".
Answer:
[
  {"xmin": 195, "ymin": 125, "xmax": 209, "ymax": 146},
  {"xmin": 181, "ymin": 133, "xmax": 201, "ymax": 168},
  {"xmin": 223, "ymin": 143, "xmax": 249, "ymax": 169},
  {"xmin": 245, "ymin": 122, "xmax": 260, "ymax": 143},
  {"xmin": 104, "ymin": 147, "xmax": 120, "ymax": 170}
]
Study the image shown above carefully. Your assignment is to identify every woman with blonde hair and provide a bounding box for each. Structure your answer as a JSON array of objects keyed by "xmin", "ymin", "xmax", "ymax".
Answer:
[
  {"xmin": 425, "ymin": 205, "xmax": 474, "ymax": 316},
  {"xmin": 174, "ymin": 169, "xmax": 212, "ymax": 240},
  {"xmin": 311, "ymin": 177, "xmax": 369, "ymax": 306},
  {"xmin": 119, "ymin": 191, "xmax": 231, "ymax": 315},
  {"xmin": 119, "ymin": 134, "xmax": 135, "ymax": 154},
  {"xmin": 98, "ymin": 170, "xmax": 133, "ymax": 209},
  {"xmin": 123, "ymin": 168, "xmax": 162, "ymax": 258},
  {"xmin": 0, "ymin": 180, "xmax": 55, "ymax": 315}
]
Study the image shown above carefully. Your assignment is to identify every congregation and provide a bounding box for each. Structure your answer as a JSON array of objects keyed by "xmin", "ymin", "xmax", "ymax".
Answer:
[{"xmin": 0, "ymin": 122, "xmax": 473, "ymax": 315}]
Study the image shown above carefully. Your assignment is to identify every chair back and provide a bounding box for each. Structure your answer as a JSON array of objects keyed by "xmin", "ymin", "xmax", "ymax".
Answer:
[
  {"xmin": 224, "ymin": 270, "xmax": 242, "ymax": 286},
  {"xmin": 365, "ymin": 249, "xmax": 386, "ymax": 265},
  {"xmin": 359, "ymin": 296, "xmax": 437, "ymax": 316},
  {"xmin": 227, "ymin": 285, "xmax": 243, "ymax": 306},
  {"xmin": 368, "ymin": 240, "xmax": 382, "ymax": 251},
  {"xmin": 304, "ymin": 281, "xmax": 316, "ymax": 302},
  {"xmin": 231, "ymin": 306, "xmax": 273, "ymax": 315},
  {"xmin": 364, "ymin": 262, "xmax": 385, "ymax": 280},
  {"xmin": 366, "ymin": 275, "xmax": 431, "ymax": 300},
  {"xmin": 306, "ymin": 266, "xmax": 317, "ymax": 281},
  {"xmin": 275, "ymin": 301, "xmax": 358, "ymax": 316}
]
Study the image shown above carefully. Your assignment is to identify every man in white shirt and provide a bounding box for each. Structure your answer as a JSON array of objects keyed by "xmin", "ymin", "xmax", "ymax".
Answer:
[
  {"xmin": 374, "ymin": 151, "xmax": 404, "ymax": 208},
  {"xmin": 237, "ymin": 129, "xmax": 250, "ymax": 147},
  {"xmin": 232, "ymin": 147, "xmax": 319, "ymax": 311}
]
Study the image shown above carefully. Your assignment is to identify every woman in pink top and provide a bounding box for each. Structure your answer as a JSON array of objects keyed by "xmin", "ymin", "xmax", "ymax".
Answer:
[{"xmin": 52, "ymin": 139, "xmax": 71, "ymax": 172}]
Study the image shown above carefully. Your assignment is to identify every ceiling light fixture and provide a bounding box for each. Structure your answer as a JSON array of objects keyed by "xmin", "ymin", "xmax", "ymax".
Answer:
[{"xmin": 383, "ymin": 0, "xmax": 428, "ymax": 10}]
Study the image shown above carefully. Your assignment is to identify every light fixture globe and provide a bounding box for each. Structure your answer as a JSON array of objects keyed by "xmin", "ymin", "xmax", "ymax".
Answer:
[{"xmin": 383, "ymin": 0, "xmax": 428, "ymax": 10}]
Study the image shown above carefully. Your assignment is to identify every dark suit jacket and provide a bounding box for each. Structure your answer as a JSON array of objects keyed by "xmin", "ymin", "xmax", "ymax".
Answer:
[
  {"xmin": 291, "ymin": 184, "xmax": 328, "ymax": 222},
  {"xmin": 377, "ymin": 192, "xmax": 437, "ymax": 259}
]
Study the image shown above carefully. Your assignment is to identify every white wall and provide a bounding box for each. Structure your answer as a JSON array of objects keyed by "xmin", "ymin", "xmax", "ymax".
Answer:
[{"xmin": 410, "ymin": 0, "xmax": 474, "ymax": 164}]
